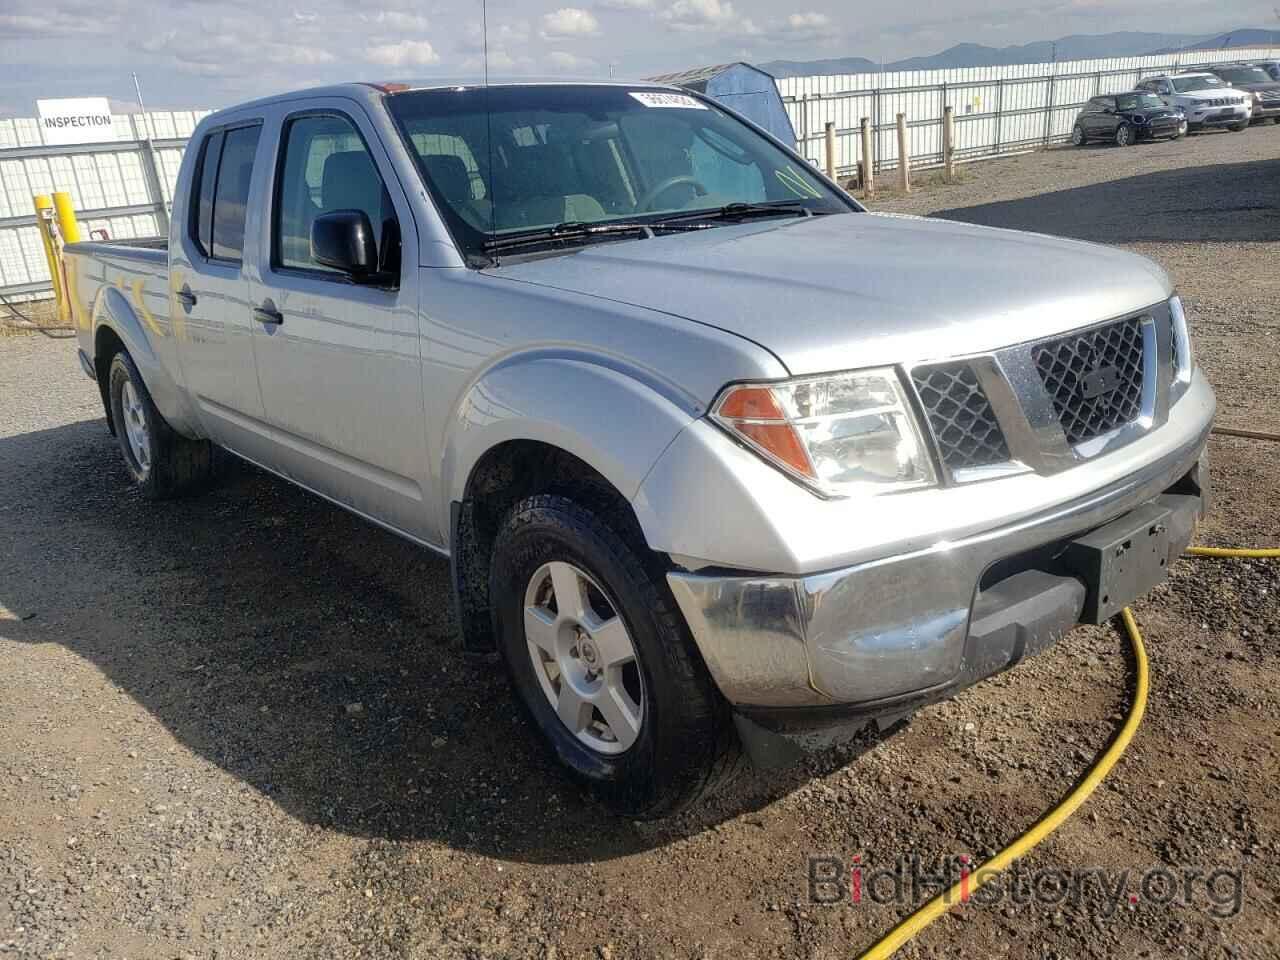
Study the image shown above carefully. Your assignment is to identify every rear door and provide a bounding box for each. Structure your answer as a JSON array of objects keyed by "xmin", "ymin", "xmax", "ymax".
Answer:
[
  {"xmin": 246, "ymin": 100, "xmax": 429, "ymax": 541},
  {"xmin": 172, "ymin": 121, "xmax": 267, "ymax": 436}
]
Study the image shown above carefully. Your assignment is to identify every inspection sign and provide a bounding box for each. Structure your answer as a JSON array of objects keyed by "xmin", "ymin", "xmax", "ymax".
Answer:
[{"xmin": 36, "ymin": 97, "xmax": 115, "ymax": 145}]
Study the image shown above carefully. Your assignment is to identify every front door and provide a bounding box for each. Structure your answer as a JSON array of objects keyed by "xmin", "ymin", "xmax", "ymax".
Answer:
[
  {"xmin": 173, "ymin": 121, "xmax": 267, "ymax": 440},
  {"xmin": 246, "ymin": 103, "xmax": 430, "ymax": 542}
]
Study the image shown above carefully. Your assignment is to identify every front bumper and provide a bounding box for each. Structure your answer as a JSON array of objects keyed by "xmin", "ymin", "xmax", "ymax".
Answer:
[
  {"xmin": 1186, "ymin": 106, "xmax": 1251, "ymax": 126},
  {"xmin": 667, "ymin": 415, "xmax": 1210, "ymax": 716},
  {"xmin": 1250, "ymin": 103, "xmax": 1280, "ymax": 120}
]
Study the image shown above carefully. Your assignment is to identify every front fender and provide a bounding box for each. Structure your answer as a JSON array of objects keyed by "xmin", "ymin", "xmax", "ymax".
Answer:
[
  {"xmin": 93, "ymin": 285, "xmax": 202, "ymax": 437},
  {"xmin": 441, "ymin": 354, "xmax": 696, "ymax": 540}
]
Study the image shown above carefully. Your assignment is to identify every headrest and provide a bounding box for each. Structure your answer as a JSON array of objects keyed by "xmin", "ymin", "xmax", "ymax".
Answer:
[
  {"xmin": 423, "ymin": 154, "xmax": 472, "ymax": 203},
  {"xmin": 321, "ymin": 150, "xmax": 382, "ymax": 217}
]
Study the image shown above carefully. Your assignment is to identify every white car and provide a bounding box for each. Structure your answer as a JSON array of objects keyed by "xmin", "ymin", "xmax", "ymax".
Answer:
[{"xmin": 1137, "ymin": 72, "xmax": 1252, "ymax": 132}]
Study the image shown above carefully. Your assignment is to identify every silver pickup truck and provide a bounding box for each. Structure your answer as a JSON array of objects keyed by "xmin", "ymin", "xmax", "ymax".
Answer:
[{"xmin": 65, "ymin": 81, "xmax": 1215, "ymax": 817}]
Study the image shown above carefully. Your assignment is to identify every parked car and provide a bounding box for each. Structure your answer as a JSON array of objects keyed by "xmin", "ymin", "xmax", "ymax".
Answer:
[
  {"xmin": 1137, "ymin": 72, "xmax": 1252, "ymax": 131},
  {"xmin": 63, "ymin": 81, "xmax": 1215, "ymax": 817},
  {"xmin": 1206, "ymin": 63, "xmax": 1280, "ymax": 123},
  {"xmin": 1071, "ymin": 91, "xmax": 1187, "ymax": 146},
  {"xmin": 1253, "ymin": 59, "xmax": 1280, "ymax": 81}
]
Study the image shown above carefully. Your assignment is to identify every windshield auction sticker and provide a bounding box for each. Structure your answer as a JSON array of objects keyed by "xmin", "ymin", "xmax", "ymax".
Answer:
[{"xmin": 629, "ymin": 91, "xmax": 707, "ymax": 109}]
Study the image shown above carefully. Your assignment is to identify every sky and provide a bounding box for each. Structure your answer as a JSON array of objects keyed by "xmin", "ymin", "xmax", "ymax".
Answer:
[{"xmin": 0, "ymin": 0, "xmax": 1274, "ymax": 116}]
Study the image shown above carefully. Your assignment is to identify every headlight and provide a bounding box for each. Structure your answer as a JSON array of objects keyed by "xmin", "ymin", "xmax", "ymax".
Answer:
[
  {"xmin": 711, "ymin": 368, "xmax": 937, "ymax": 497},
  {"xmin": 1169, "ymin": 295, "xmax": 1193, "ymax": 378}
]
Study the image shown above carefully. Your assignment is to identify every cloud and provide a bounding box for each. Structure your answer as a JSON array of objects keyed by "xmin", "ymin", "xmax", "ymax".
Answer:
[
  {"xmin": 540, "ymin": 7, "xmax": 600, "ymax": 37},
  {"xmin": 364, "ymin": 39, "xmax": 440, "ymax": 66},
  {"xmin": 773, "ymin": 10, "xmax": 834, "ymax": 41},
  {"xmin": 659, "ymin": 0, "xmax": 758, "ymax": 34},
  {"xmin": 458, "ymin": 18, "xmax": 531, "ymax": 52},
  {"xmin": 546, "ymin": 50, "xmax": 598, "ymax": 71},
  {"xmin": 362, "ymin": 9, "xmax": 431, "ymax": 32},
  {"xmin": 595, "ymin": 0, "xmax": 654, "ymax": 8}
]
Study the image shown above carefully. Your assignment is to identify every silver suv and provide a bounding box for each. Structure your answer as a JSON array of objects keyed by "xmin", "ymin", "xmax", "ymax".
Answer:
[{"xmin": 1138, "ymin": 71, "xmax": 1252, "ymax": 131}]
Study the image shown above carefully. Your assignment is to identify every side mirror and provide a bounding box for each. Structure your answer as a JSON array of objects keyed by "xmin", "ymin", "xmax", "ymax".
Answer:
[{"xmin": 311, "ymin": 209, "xmax": 377, "ymax": 278}]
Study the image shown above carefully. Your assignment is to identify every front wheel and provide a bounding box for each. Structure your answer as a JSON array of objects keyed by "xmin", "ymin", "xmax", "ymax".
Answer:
[
  {"xmin": 1228, "ymin": 121, "xmax": 1248, "ymax": 132},
  {"xmin": 1115, "ymin": 123, "xmax": 1135, "ymax": 147},
  {"xmin": 490, "ymin": 494, "xmax": 738, "ymax": 818},
  {"xmin": 1070, "ymin": 125, "xmax": 1086, "ymax": 146},
  {"xmin": 107, "ymin": 351, "xmax": 212, "ymax": 499}
]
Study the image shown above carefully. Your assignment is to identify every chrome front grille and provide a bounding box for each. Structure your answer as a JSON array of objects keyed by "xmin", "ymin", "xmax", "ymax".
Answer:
[
  {"xmin": 911, "ymin": 364, "xmax": 1010, "ymax": 471},
  {"xmin": 1031, "ymin": 317, "xmax": 1145, "ymax": 446}
]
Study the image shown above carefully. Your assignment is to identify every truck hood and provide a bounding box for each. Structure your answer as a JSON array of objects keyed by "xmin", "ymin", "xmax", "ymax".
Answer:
[
  {"xmin": 488, "ymin": 212, "xmax": 1172, "ymax": 376},
  {"xmin": 1175, "ymin": 89, "xmax": 1245, "ymax": 102}
]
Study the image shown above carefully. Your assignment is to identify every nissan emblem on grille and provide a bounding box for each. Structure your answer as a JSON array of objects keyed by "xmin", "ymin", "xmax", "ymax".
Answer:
[{"xmin": 1032, "ymin": 317, "xmax": 1145, "ymax": 446}]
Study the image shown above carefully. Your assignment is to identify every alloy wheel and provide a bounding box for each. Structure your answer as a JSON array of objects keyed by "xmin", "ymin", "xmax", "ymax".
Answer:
[
  {"xmin": 120, "ymin": 380, "xmax": 152, "ymax": 474},
  {"xmin": 523, "ymin": 560, "xmax": 645, "ymax": 754}
]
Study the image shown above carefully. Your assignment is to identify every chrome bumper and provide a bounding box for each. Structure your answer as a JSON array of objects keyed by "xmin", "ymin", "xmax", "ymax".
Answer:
[{"xmin": 668, "ymin": 421, "xmax": 1211, "ymax": 710}]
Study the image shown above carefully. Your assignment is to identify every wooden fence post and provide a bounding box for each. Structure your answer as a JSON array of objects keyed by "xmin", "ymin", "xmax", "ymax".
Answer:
[
  {"xmin": 942, "ymin": 106, "xmax": 955, "ymax": 183},
  {"xmin": 860, "ymin": 117, "xmax": 874, "ymax": 198},
  {"xmin": 896, "ymin": 113, "xmax": 910, "ymax": 193},
  {"xmin": 824, "ymin": 121, "xmax": 836, "ymax": 181}
]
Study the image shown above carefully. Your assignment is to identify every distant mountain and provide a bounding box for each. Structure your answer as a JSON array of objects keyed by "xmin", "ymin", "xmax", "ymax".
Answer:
[
  {"xmin": 758, "ymin": 29, "xmax": 1276, "ymax": 78},
  {"xmin": 758, "ymin": 55, "xmax": 880, "ymax": 77},
  {"xmin": 1150, "ymin": 28, "xmax": 1280, "ymax": 53}
]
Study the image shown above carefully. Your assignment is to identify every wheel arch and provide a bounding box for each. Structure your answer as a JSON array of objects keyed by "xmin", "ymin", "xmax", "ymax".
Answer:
[
  {"xmin": 440, "ymin": 350, "xmax": 714, "ymax": 652},
  {"xmin": 90, "ymin": 285, "xmax": 201, "ymax": 437}
]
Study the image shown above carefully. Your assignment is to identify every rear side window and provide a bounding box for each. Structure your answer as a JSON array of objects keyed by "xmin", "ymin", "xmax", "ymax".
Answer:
[
  {"xmin": 188, "ymin": 123, "xmax": 262, "ymax": 263},
  {"xmin": 193, "ymin": 131, "xmax": 223, "ymax": 255}
]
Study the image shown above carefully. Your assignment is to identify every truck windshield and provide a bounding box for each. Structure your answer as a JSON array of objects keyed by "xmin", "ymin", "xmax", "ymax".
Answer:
[
  {"xmin": 1213, "ymin": 67, "xmax": 1271, "ymax": 84},
  {"xmin": 1171, "ymin": 76, "xmax": 1226, "ymax": 92},
  {"xmin": 1116, "ymin": 93, "xmax": 1165, "ymax": 111},
  {"xmin": 385, "ymin": 85, "xmax": 849, "ymax": 262}
]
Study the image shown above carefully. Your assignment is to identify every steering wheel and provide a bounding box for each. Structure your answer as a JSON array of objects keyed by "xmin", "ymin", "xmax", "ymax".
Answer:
[{"xmin": 636, "ymin": 175, "xmax": 708, "ymax": 213}]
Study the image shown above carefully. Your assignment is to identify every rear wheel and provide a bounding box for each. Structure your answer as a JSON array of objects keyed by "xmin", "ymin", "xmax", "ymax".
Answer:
[
  {"xmin": 1115, "ymin": 123, "xmax": 1135, "ymax": 147},
  {"xmin": 107, "ymin": 351, "xmax": 212, "ymax": 499},
  {"xmin": 1071, "ymin": 125, "xmax": 1086, "ymax": 146},
  {"xmin": 490, "ymin": 494, "xmax": 738, "ymax": 818}
]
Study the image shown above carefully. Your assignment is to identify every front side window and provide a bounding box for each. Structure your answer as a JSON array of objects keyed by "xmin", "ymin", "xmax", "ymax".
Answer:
[
  {"xmin": 386, "ymin": 85, "xmax": 848, "ymax": 263},
  {"xmin": 274, "ymin": 113, "xmax": 398, "ymax": 275}
]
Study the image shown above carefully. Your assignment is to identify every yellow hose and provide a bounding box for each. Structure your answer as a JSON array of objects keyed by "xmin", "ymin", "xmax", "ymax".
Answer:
[
  {"xmin": 855, "ymin": 606, "xmax": 1149, "ymax": 960},
  {"xmin": 857, "ymin": 421, "xmax": 1278, "ymax": 959},
  {"xmin": 1186, "ymin": 546, "xmax": 1280, "ymax": 558}
]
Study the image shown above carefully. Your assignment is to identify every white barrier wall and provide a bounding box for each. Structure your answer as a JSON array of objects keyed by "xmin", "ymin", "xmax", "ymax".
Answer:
[
  {"xmin": 0, "ymin": 110, "xmax": 210, "ymax": 298},
  {"xmin": 776, "ymin": 46, "xmax": 1279, "ymax": 175}
]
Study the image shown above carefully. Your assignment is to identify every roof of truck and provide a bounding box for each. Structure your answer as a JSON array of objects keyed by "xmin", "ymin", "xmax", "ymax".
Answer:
[{"xmin": 200, "ymin": 79, "xmax": 681, "ymax": 123}]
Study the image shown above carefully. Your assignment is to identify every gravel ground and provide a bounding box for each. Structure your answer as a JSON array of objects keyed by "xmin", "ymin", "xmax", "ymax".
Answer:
[{"xmin": 2, "ymin": 125, "xmax": 1278, "ymax": 960}]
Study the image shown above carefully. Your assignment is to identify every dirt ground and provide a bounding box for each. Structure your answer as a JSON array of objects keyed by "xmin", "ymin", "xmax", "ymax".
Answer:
[{"xmin": 2, "ymin": 125, "xmax": 1278, "ymax": 960}]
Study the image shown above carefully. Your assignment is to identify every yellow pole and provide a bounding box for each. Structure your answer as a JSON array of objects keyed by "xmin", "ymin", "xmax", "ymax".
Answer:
[
  {"xmin": 52, "ymin": 191, "xmax": 81, "ymax": 244},
  {"xmin": 33, "ymin": 194, "xmax": 69, "ymax": 323}
]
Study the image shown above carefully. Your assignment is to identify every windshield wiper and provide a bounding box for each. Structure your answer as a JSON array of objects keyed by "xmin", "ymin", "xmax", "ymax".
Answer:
[
  {"xmin": 650, "ymin": 201, "xmax": 822, "ymax": 226},
  {"xmin": 482, "ymin": 221, "xmax": 654, "ymax": 253}
]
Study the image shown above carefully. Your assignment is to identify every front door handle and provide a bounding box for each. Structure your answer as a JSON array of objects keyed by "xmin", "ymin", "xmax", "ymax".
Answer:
[
  {"xmin": 177, "ymin": 287, "xmax": 197, "ymax": 308},
  {"xmin": 253, "ymin": 303, "xmax": 283, "ymax": 326}
]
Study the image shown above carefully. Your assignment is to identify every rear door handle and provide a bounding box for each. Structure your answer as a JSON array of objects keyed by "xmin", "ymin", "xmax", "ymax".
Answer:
[
  {"xmin": 177, "ymin": 287, "xmax": 197, "ymax": 308},
  {"xmin": 253, "ymin": 303, "xmax": 283, "ymax": 326}
]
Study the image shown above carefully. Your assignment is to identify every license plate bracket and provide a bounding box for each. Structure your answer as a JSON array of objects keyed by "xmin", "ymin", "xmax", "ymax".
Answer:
[{"xmin": 1063, "ymin": 502, "xmax": 1172, "ymax": 624}]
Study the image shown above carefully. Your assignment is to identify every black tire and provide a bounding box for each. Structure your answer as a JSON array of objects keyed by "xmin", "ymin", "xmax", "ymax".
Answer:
[
  {"xmin": 1115, "ymin": 123, "xmax": 1135, "ymax": 147},
  {"xmin": 1228, "ymin": 122, "xmax": 1248, "ymax": 132},
  {"xmin": 107, "ymin": 350, "xmax": 212, "ymax": 499},
  {"xmin": 490, "ymin": 494, "xmax": 739, "ymax": 818},
  {"xmin": 1070, "ymin": 125, "xmax": 1086, "ymax": 146}
]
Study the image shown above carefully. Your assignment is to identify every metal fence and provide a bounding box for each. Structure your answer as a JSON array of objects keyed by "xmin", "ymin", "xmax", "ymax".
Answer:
[
  {"xmin": 779, "ymin": 46, "xmax": 1279, "ymax": 177},
  {"xmin": 0, "ymin": 110, "xmax": 208, "ymax": 300}
]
